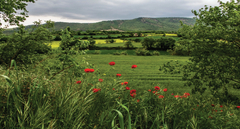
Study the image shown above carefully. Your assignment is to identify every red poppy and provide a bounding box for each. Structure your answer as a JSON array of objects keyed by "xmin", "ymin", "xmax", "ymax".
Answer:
[
  {"xmin": 76, "ymin": 81, "xmax": 81, "ymax": 84},
  {"xmin": 163, "ymin": 88, "xmax": 167, "ymax": 92},
  {"xmin": 93, "ymin": 88, "xmax": 100, "ymax": 93},
  {"xmin": 126, "ymin": 87, "xmax": 130, "ymax": 90},
  {"xmin": 174, "ymin": 95, "xmax": 180, "ymax": 98},
  {"xmin": 121, "ymin": 83, "xmax": 124, "ymax": 85},
  {"xmin": 84, "ymin": 68, "xmax": 94, "ymax": 73},
  {"xmin": 221, "ymin": 110, "xmax": 223, "ymax": 112},
  {"xmin": 211, "ymin": 104, "xmax": 215, "ymax": 107},
  {"xmin": 109, "ymin": 61, "xmax": 115, "ymax": 66},
  {"xmin": 171, "ymin": 93, "xmax": 174, "ymax": 95},
  {"xmin": 209, "ymin": 116, "xmax": 213, "ymax": 119},
  {"xmin": 220, "ymin": 105, "xmax": 223, "ymax": 108},
  {"xmin": 130, "ymin": 93, "xmax": 136, "ymax": 98},
  {"xmin": 112, "ymin": 88, "xmax": 115, "ymax": 90},
  {"xmin": 124, "ymin": 82, "xmax": 128, "ymax": 85},
  {"xmin": 184, "ymin": 92, "xmax": 190, "ymax": 96},
  {"xmin": 152, "ymin": 91, "xmax": 156, "ymax": 94},
  {"xmin": 131, "ymin": 65, "xmax": 137, "ymax": 69},
  {"xmin": 116, "ymin": 74, "xmax": 121, "ymax": 77},
  {"xmin": 130, "ymin": 89, "xmax": 136, "ymax": 94},
  {"xmin": 158, "ymin": 95, "xmax": 164, "ymax": 99},
  {"xmin": 154, "ymin": 86, "xmax": 160, "ymax": 91},
  {"xmin": 237, "ymin": 106, "xmax": 240, "ymax": 109},
  {"xmin": 99, "ymin": 79, "xmax": 103, "ymax": 82},
  {"xmin": 137, "ymin": 99, "xmax": 140, "ymax": 102},
  {"xmin": 148, "ymin": 89, "xmax": 151, "ymax": 92}
]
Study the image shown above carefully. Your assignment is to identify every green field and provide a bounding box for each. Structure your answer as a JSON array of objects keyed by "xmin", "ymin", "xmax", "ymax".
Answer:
[{"xmin": 40, "ymin": 53, "xmax": 240, "ymax": 100}]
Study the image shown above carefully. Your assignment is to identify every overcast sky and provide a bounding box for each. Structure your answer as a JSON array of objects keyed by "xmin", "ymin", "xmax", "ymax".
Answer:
[{"xmin": 0, "ymin": 0, "xmax": 234, "ymax": 28}]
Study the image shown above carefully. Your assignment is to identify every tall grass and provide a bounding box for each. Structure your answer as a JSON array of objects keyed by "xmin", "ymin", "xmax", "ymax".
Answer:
[{"xmin": 0, "ymin": 49, "xmax": 239, "ymax": 128}]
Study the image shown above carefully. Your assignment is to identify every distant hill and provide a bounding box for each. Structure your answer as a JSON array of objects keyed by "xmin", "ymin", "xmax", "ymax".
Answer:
[{"xmin": 2, "ymin": 17, "xmax": 196, "ymax": 35}]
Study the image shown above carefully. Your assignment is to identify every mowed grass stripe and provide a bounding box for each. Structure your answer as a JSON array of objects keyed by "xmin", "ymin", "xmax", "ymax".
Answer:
[{"xmin": 77, "ymin": 54, "xmax": 226, "ymax": 98}]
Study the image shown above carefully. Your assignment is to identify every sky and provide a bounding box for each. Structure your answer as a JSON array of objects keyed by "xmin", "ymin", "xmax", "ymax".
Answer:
[{"xmin": 0, "ymin": 0, "xmax": 234, "ymax": 29}]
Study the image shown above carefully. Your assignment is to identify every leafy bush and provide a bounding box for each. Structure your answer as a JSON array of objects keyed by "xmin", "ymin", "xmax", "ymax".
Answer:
[
  {"xmin": 0, "ymin": 36, "xmax": 9, "ymax": 43},
  {"xmin": 81, "ymin": 36, "xmax": 88, "ymax": 39},
  {"xmin": 54, "ymin": 35, "xmax": 62, "ymax": 41},
  {"xmin": 135, "ymin": 48, "xmax": 152, "ymax": 56},
  {"xmin": 152, "ymin": 51, "xmax": 160, "ymax": 56},
  {"xmin": 155, "ymin": 37, "xmax": 176, "ymax": 51},
  {"xmin": 133, "ymin": 38, "xmax": 142, "ymax": 42},
  {"xmin": 113, "ymin": 51, "xmax": 121, "ymax": 55},
  {"xmin": 141, "ymin": 37, "xmax": 156, "ymax": 50},
  {"xmin": 93, "ymin": 50, "xmax": 101, "ymax": 54},
  {"xmin": 124, "ymin": 40, "xmax": 134, "ymax": 49},
  {"xmin": 0, "ymin": 22, "xmax": 54, "ymax": 69},
  {"xmin": 120, "ymin": 51, "xmax": 128, "ymax": 55}
]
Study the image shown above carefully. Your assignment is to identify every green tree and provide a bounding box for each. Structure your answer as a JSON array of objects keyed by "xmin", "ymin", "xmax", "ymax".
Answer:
[
  {"xmin": 141, "ymin": 37, "xmax": 156, "ymax": 50},
  {"xmin": 124, "ymin": 40, "xmax": 134, "ymax": 49},
  {"xmin": 159, "ymin": 0, "xmax": 240, "ymax": 105},
  {"xmin": 0, "ymin": 0, "xmax": 36, "ymax": 28}
]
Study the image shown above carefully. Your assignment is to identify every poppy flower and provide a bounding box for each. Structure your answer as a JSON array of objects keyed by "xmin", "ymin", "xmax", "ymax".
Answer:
[
  {"xmin": 158, "ymin": 95, "xmax": 164, "ymax": 99},
  {"xmin": 130, "ymin": 93, "xmax": 136, "ymax": 98},
  {"xmin": 76, "ymin": 81, "xmax": 81, "ymax": 84},
  {"xmin": 84, "ymin": 68, "xmax": 94, "ymax": 73},
  {"xmin": 130, "ymin": 89, "xmax": 136, "ymax": 94},
  {"xmin": 121, "ymin": 83, "xmax": 124, "ymax": 85},
  {"xmin": 154, "ymin": 86, "xmax": 160, "ymax": 91},
  {"xmin": 171, "ymin": 93, "xmax": 174, "ymax": 95},
  {"xmin": 237, "ymin": 106, "xmax": 240, "ymax": 109},
  {"xmin": 99, "ymin": 79, "xmax": 103, "ymax": 82},
  {"xmin": 112, "ymin": 88, "xmax": 115, "ymax": 90},
  {"xmin": 109, "ymin": 61, "xmax": 115, "ymax": 66},
  {"xmin": 220, "ymin": 105, "xmax": 223, "ymax": 108},
  {"xmin": 174, "ymin": 95, "xmax": 180, "ymax": 98},
  {"xmin": 116, "ymin": 74, "xmax": 121, "ymax": 77},
  {"xmin": 211, "ymin": 104, "xmax": 215, "ymax": 107},
  {"xmin": 124, "ymin": 82, "xmax": 128, "ymax": 85},
  {"xmin": 137, "ymin": 99, "xmax": 140, "ymax": 102},
  {"xmin": 163, "ymin": 88, "xmax": 167, "ymax": 92},
  {"xmin": 184, "ymin": 92, "xmax": 190, "ymax": 96},
  {"xmin": 126, "ymin": 87, "xmax": 130, "ymax": 90},
  {"xmin": 93, "ymin": 88, "xmax": 100, "ymax": 93},
  {"xmin": 152, "ymin": 91, "xmax": 156, "ymax": 94},
  {"xmin": 131, "ymin": 65, "xmax": 137, "ymax": 69},
  {"xmin": 148, "ymin": 89, "xmax": 151, "ymax": 92}
]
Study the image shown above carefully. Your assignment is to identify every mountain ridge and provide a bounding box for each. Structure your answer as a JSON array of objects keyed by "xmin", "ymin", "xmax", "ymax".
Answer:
[{"xmin": 2, "ymin": 17, "xmax": 196, "ymax": 35}]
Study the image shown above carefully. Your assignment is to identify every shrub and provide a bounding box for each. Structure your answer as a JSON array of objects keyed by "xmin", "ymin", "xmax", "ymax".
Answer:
[
  {"xmin": 120, "ymin": 51, "xmax": 128, "ymax": 55},
  {"xmin": 54, "ymin": 35, "xmax": 62, "ymax": 41},
  {"xmin": 93, "ymin": 50, "xmax": 101, "ymax": 54},
  {"xmin": 152, "ymin": 51, "xmax": 160, "ymax": 56},
  {"xmin": 113, "ymin": 51, "xmax": 121, "ymax": 55},
  {"xmin": 124, "ymin": 40, "xmax": 134, "ymax": 49},
  {"xmin": 135, "ymin": 48, "xmax": 152, "ymax": 56},
  {"xmin": 81, "ymin": 36, "xmax": 88, "ymax": 39}
]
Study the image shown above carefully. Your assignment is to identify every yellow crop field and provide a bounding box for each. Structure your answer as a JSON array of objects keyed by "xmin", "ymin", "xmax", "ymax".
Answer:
[
  {"xmin": 44, "ymin": 39, "xmax": 125, "ymax": 48},
  {"xmin": 82, "ymin": 39, "xmax": 124, "ymax": 44}
]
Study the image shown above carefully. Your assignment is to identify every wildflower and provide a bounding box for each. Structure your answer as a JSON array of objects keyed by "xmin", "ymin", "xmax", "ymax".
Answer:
[
  {"xmin": 84, "ymin": 68, "xmax": 95, "ymax": 73},
  {"xmin": 130, "ymin": 89, "xmax": 136, "ymax": 94},
  {"xmin": 109, "ymin": 61, "xmax": 115, "ymax": 66},
  {"xmin": 220, "ymin": 105, "xmax": 223, "ymax": 108},
  {"xmin": 137, "ymin": 99, "xmax": 140, "ymax": 102},
  {"xmin": 126, "ymin": 87, "xmax": 130, "ymax": 90},
  {"xmin": 131, "ymin": 65, "xmax": 137, "ymax": 69},
  {"xmin": 209, "ymin": 116, "xmax": 213, "ymax": 119},
  {"xmin": 124, "ymin": 82, "xmax": 128, "ymax": 85},
  {"xmin": 174, "ymin": 95, "xmax": 180, "ymax": 98},
  {"xmin": 121, "ymin": 83, "xmax": 124, "ymax": 85},
  {"xmin": 116, "ymin": 73, "xmax": 121, "ymax": 77},
  {"xmin": 113, "ymin": 88, "xmax": 115, "ymax": 90},
  {"xmin": 158, "ymin": 95, "xmax": 164, "ymax": 99},
  {"xmin": 154, "ymin": 86, "xmax": 160, "ymax": 91},
  {"xmin": 171, "ymin": 93, "xmax": 174, "ymax": 95},
  {"xmin": 93, "ymin": 88, "xmax": 100, "ymax": 93},
  {"xmin": 130, "ymin": 93, "xmax": 136, "ymax": 98},
  {"xmin": 148, "ymin": 89, "xmax": 151, "ymax": 92},
  {"xmin": 211, "ymin": 104, "xmax": 215, "ymax": 107},
  {"xmin": 99, "ymin": 79, "xmax": 103, "ymax": 82},
  {"xmin": 237, "ymin": 106, "xmax": 240, "ymax": 109},
  {"xmin": 184, "ymin": 92, "xmax": 190, "ymax": 96},
  {"xmin": 163, "ymin": 88, "xmax": 167, "ymax": 92},
  {"xmin": 76, "ymin": 81, "xmax": 81, "ymax": 84},
  {"xmin": 152, "ymin": 91, "xmax": 156, "ymax": 94},
  {"xmin": 221, "ymin": 110, "xmax": 223, "ymax": 112}
]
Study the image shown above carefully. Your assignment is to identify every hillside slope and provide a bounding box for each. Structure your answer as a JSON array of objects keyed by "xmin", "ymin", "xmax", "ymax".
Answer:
[{"xmin": 2, "ymin": 17, "xmax": 196, "ymax": 35}]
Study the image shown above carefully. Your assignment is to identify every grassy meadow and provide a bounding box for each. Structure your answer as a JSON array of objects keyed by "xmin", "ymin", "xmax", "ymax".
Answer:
[{"xmin": 1, "ymin": 33, "xmax": 240, "ymax": 128}]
